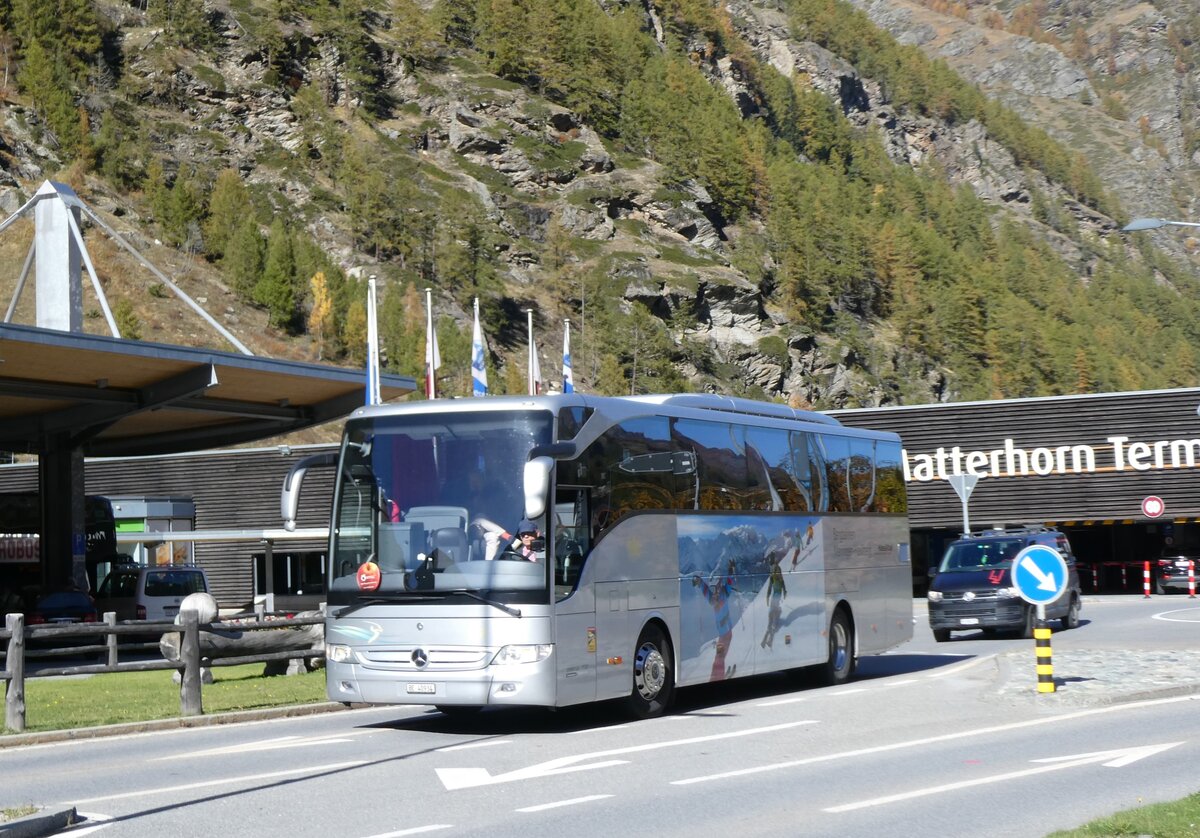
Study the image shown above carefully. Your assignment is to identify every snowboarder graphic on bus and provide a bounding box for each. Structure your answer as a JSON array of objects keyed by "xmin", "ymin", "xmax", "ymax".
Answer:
[
  {"xmin": 692, "ymin": 559, "xmax": 740, "ymax": 681},
  {"xmin": 760, "ymin": 559, "xmax": 788, "ymax": 650}
]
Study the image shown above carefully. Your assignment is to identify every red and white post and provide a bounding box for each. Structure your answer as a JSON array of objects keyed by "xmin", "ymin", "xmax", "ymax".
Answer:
[
  {"xmin": 1143, "ymin": 561, "xmax": 1152, "ymax": 598},
  {"xmin": 1189, "ymin": 560, "xmax": 1196, "ymax": 599}
]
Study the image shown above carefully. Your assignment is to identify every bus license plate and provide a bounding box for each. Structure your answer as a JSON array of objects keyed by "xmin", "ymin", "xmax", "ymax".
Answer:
[
  {"xmin": 959, "ymin": 617, "xmax": 979, "ymax": 625},
  {"xmin": 406, "ymin": 683, "xmax": 436, "ymax": 695}
]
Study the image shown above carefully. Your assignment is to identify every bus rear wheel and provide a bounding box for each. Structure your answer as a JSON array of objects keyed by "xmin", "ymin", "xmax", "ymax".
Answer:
[
  {"xmin": 819, "ymin": 608, "xmax": 855, "ymax": 687},
  {"xmin": 627, "ymin": 624, "xmax": 674, "ymax": 719}
]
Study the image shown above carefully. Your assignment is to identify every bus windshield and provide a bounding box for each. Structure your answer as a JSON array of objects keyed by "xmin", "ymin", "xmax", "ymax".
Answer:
[{"xmin": 327, "ymin": 409, "xmax": 553, "ymax": 604}]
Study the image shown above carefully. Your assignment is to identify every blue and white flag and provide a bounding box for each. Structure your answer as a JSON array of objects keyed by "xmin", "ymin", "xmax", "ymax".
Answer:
[
  {"xmin": 562, "ymin": 319, "xmax": 574, "ymax": 394},
  {"xmin": 471, "ymin": 298, "xmax": 488, "ymax": 397}
]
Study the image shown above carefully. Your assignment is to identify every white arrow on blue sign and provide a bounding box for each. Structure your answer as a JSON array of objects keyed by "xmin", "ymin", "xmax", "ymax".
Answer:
[{"xmin": 1011, "ymin": 545, "xmax": 1068, "ymax": 605}]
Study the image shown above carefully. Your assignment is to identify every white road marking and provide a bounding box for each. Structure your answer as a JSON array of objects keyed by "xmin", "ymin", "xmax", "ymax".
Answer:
[
  {"xmin": 1152, "ymin": 608, "xmax": 1200, "ymax": 623},
  {"xmin": 358, "ymin": 826, "xmax": 454, "ymax": 837},
  {"xmin": 826, "ymin": 688, "xmax": 868, "ymax": 697},
  {"xmin": 671, "ymin": 693, "xmax": 1197, "ymax": 785},
  {"xmin": 824, "ymin": 743, "xmax": 1184, "ymax": 813},
  {"xmin": 756, "ymin": 696, "xmax": 806, "ymax": 707},
  {"xmin": 437, "ymin": 720, "xmax": 818, "ymax": 790},
  {"xmin": 568, "ymin": 716, "xmax": 692, "ymax": 735},
  {"xmin": 437, "ymin": 740, "xmax": 513, "ymax": 752},
  {"xmin": 65, "ymin": 761, "xmax": 367, "ymax": 805},
  {"xmin": 155, "ymin": 732, "xmax": 365, "ymax": 759},
  {"xmin": 923, "ymin": 654, "xmax": 995, "ymax": 678},
  {"xmin": 516, "ymin": 794, "xmax": 613, "ymax": 813}
]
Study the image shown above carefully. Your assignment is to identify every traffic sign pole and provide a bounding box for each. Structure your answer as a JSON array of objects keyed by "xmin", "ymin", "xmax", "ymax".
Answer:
[
  {"xmin": 1034, "ymin": 617, "xmax": 1054, "ymax": 693},
  {"xmin": 1012, "ymin": 545, "xmax": 1069, "ymax": 696},
  {"xmin": 948, "ymin": 474, "xmax": 980, "ymax": 535}
]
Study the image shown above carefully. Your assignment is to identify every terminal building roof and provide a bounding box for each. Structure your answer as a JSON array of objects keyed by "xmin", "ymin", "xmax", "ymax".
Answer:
[{"xmin": 0, "ymin": 322, "xmax": 415, "ymax": 457}]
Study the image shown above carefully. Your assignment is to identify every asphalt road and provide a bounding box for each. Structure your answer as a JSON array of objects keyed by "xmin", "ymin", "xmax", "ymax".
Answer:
[{"xmin": 5, "ymin": 595, "xmax": 1199, "ymax": 838}]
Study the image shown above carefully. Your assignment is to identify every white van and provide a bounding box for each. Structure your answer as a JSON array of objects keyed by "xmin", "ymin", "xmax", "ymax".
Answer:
[{"xmin": 95, "ymin": 565, "xmax": 210, "ymax": 621}]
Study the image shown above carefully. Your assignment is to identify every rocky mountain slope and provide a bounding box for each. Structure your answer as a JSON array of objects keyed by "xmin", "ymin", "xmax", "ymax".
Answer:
[
  {"xmin": 847, "ymin": 0, "xmax": 1200, "ymax": 254},
  {"xmin": 1, "ymin": 0, "xmax": 1197, "ymax": 418}
]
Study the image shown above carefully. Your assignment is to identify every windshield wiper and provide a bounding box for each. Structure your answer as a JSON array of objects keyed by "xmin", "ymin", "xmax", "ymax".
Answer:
[
  {"xmin": 335, "ymin": 593, "xmax": 440, "ymax": 618},
  {"xmin": 448, "ymin": 589, "xmax": 522, "ymax": 618}
]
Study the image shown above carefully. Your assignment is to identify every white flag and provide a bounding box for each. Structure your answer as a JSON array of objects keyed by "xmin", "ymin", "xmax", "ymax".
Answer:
[
  {"xmin": 471, "ymin": 298, "xmax": 488, "ymax": 397},
  {"xmin": 365, "ymin": 277, "xmax": 381, "ymax": 405},
  {"xmin": 527, "ymin": 309, "xmax": 541, "ymax": 395},
  {"xmin": 425, "ymin": 288, "xmax": 440, "ymax": 399}
]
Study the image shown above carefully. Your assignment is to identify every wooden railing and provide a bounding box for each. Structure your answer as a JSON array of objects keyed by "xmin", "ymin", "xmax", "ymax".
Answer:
[{"xmin": 2, "ymin": 610, "xmax": 325, "ymax": 733}]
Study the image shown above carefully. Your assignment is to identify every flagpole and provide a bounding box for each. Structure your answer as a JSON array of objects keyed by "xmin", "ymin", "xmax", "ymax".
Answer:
[
  {"xmin": 425, "ymin": 287, "xmax": 436, "ymax": 400},
  {"xmin": 366, "ymin": 275, "xmax": 381, "ymax": 406},
  {"xmin": 527, "ymin": 308, "xmax": 535, "ymax": 396}
]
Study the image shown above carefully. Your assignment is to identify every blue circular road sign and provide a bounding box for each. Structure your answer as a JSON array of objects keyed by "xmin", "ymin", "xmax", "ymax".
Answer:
[{"xmin": 1011, "ymin": 545, "xmax": 1068, "ymax": 605}]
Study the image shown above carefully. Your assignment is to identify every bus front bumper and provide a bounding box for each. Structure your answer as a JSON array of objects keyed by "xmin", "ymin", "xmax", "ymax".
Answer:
[{"xmin": 326, "ymin": 654, "xmax": 558, "ymax": 707}]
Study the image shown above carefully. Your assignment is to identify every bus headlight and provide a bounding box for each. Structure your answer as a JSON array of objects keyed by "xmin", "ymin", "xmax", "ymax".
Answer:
[
  {"xmin": 996, "ymin": 587, "xmax": 1020, "ymax": 599},
  {"xmin": 927, "ymin": 590, "xmax": 943, "ymax": 602},
  {"xmin": 492, "ymin": 644, "xmax": 553, "ymax": 665},
  {"xmin": 326, "ymin": 643, "xmax": 355, "ymax": 663}
]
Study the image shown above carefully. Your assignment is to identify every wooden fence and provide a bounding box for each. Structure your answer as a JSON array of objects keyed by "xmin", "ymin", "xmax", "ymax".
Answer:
[{"xmin": 1, "ymin": 611, "xmax": 325, "ymax": 733}]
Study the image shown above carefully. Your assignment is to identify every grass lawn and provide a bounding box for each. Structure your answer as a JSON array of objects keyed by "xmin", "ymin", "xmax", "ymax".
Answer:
[
  {"xmin": 3, "ymin": 664, "xmax": 328, "ymax": 733},
  {"xmin": 1048, "ymin": 792, "xmax": 1200, "ymax": 837}
]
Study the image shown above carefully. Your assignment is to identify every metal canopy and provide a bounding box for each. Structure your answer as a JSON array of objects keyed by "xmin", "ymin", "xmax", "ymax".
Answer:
[{"xmin": 0, "ymin": 322, "xmax": 416, "ymax": 457}]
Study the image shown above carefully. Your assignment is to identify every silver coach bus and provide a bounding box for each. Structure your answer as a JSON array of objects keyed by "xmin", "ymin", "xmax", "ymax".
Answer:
[{"xmin": 283, "ymin": 394, "xmax": 912, "ymax": 718}]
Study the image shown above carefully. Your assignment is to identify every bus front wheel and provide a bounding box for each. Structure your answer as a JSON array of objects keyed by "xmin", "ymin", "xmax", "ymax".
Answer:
[
  {"xmin": 627, "ymin": 624, "xmax": 674, "ymax": 719},
  {"xmin": 819, "ymin": 608, "xmax": 855, "ymax": 687}
]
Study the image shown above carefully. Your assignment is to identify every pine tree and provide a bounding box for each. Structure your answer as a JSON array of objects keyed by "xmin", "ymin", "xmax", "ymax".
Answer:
[
  {"xmin": 256, "ymin": 219, "xmax": 298, "ymax": 331},
  {"xmin": 204, "ymin": 170, "xmax": 252, "ymax": 261},
  {"xmin": 223, "ymin": 216, "xmax": 265, "ymax": 302},
  {"xmin": 17, "ymin": 38, "xmax": 78, "ymax": 155}
]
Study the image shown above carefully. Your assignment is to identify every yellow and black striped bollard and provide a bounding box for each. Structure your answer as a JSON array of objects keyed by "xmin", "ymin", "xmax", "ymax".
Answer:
[{"xmin": 1034, "ymin": 620, "xmax": 1055, "ymax": 693}]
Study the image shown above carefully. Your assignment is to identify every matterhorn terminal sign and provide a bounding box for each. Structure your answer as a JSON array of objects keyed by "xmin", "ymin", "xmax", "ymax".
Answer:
[{"xmin": 902, "ymin": 435, "xmax": 1200, "ymax": 483}]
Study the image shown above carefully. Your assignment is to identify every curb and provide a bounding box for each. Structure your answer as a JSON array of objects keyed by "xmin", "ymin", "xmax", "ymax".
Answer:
[
  {"xmin": 0, "ymin": 807, "xmax": 76, "ymax": 838},
  {"xmin": 0, "ymin": 701, "xmax": 352, "ymax": 749}
]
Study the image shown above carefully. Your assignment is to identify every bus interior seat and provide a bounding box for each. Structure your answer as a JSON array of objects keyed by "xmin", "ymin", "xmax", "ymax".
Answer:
[
  {"xmin": 432, "ymin": 527, "xmax": 469, "ymax": 565},
  {"xmin": 377, "ymin": 522, "xmax": 426, "ymax": 570},
  {"xmin": 405, "ymin": 506, "xmax": 469, "ymax": 533}
]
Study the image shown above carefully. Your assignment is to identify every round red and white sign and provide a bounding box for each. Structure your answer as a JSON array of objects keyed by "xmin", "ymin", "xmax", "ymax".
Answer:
[
  {"xmin": 1142, "ymin": 496, "xmax": 1165, "ymax": 518},
  {"xmin": 356, "ymin": 560, "xmax": 382, "ymax": 591}
]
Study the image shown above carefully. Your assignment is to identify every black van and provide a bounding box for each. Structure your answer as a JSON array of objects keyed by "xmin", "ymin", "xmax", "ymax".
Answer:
[{"xmin": 927, "ymin": 526, "xmax": 1081, "ymax": 642}]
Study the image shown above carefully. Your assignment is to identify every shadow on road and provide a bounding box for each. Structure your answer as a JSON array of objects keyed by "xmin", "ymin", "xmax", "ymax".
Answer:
[{"xmin": 359, "ymin": 649, "xmax": 988, "ymax": 737}]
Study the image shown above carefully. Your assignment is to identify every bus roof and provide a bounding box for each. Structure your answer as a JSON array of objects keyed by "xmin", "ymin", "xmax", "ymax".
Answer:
[{"xmin": 346, "ymin": 393, "xmax": 852, "ymax": 430}]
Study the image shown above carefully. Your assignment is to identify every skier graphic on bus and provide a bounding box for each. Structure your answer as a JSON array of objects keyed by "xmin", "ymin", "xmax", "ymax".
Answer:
[{"xmin": 692, "ymin": 559, "xmax": 740, "ymax": 680}]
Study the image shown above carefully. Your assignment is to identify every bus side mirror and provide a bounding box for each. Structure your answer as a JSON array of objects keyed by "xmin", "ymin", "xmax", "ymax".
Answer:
[
  {"xmin": 523, "ymin": 456, "xmax": 553, "ymax": 521},
  {"xmin": 280, "ymin": 452, "xmax": 337, "ymax": 530}
]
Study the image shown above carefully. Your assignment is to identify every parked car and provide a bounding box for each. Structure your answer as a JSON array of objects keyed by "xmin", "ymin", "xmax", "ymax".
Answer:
[
  {"xmin": 1155, "ymin": 549, "xmax": 1199, "ymax": 594},
  {"xmin": 927, "ymin": 525, "xmax": 1082, "ymax": 641},
  {"xmin": 26, "ymin": 588, "xmax": 98, "ymax": 626},
  {"xmin": 95, "ymin": 565, "xmax": 210, "ymax": 622},
  {"xmin": 25, "ymin": 588, "xmax": 100, "ymax": 656}
]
